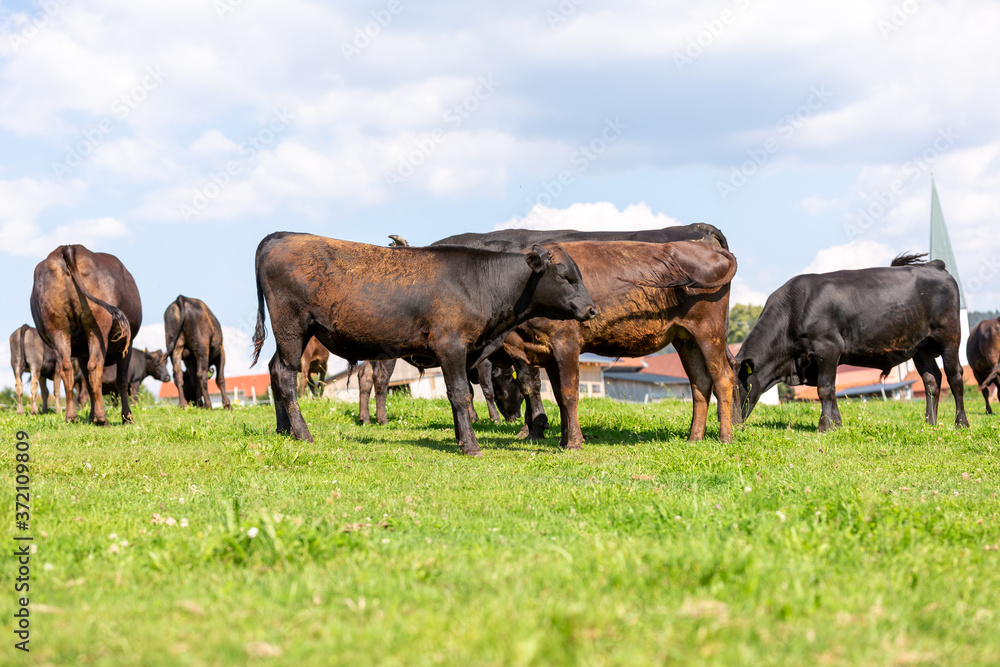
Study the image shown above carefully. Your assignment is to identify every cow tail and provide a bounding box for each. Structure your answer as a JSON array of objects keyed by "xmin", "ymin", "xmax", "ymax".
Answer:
[
  {"xmin": 164, "ymin": 296, "xmax": 186, "ymax": 357},
  {"xmin": 60, "ymin": 246, "xmax": 132, "ymax": 356},
  {"xmin": 980, "ymin": 358, "xmax": 1000, "ymax": 393},
  {"xmin": 250, "ymin": 246, "xmax": 268, "ymax": 368}
]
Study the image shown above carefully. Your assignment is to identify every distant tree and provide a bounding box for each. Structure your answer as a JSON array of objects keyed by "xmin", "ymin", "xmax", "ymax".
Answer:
[
  {"xmin": 0, "ymin": 387, "xmax": 15, "ymax": 409},
  {"xmin": 969, "ymin": 310, "xmax": 1000, "ymax": 330},
  {"xmin": 728, "ymin": 304, "xmax": 763, "ymax": 344}
]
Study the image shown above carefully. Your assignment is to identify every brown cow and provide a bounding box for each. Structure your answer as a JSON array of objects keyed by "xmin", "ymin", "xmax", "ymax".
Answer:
[
  {"xmin": 967, "ymin": 316, "xmax": 1000, "ymax": 414},
  {"xmin": 299, "ymin": 336, "xmax": 330, "ymax": 397},
  {"xmin": 9, "ymin": 324, "xmax": 62, "ymax": 415},
  {"xmin": 504, "ymin": 240, "xmax": 738, "ymax": 448},
  {"xmin": 29, "ymin": 245, "xmax": 141, "ymax": 425},
  {"xmin": 251, "ymin": 232, "xmax": 597, "ymax": 455},
  {"xmin": 164, "ymin": 295, "xmax": 231, "ymax": 410}
]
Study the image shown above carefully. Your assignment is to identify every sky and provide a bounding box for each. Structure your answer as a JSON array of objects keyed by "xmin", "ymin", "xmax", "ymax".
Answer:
[{"xmin": 2, "ymin": 0, "xmax": 999, "ymax": 394}]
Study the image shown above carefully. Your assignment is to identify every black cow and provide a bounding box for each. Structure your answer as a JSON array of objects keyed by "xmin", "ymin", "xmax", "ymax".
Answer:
[
  {"xmin": 364, "ymin": 222, "xmax": 731, "ymax": 434},
  {"xmin": 165, "ymin": 295, "xmax": 231, "ymax": 410},
  {"xmin": 100, "ymin": 349, "xmax": 170, "ymax": 402},
  {"xmin": 734, "ymin": 253, "xmax": 969, "ymax": 431},
  {"xmin": 9, "ymin": 324, "xmax": 61, "ymax": 415},
  {"xmin": 250, "ymin": 232, "xmax": 597, "ymax": 455},
  {"xmin": 354, "ymin": 235, "xmax": 521, "ymax": 426},
  {"xmin": 30, "ymin": 245, "xmax": 142, "ymax": 425}
]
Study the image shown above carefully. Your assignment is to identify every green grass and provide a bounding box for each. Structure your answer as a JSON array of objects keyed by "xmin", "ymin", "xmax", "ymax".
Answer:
[{"xmin": 2, "ymin": 393, "xmax": 998, "ymax": 665}]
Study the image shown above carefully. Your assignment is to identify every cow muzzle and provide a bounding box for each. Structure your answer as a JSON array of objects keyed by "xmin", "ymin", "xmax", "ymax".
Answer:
[{"xmin": 578, "ymin": 304, "xmax": 599, "ymax": 321}]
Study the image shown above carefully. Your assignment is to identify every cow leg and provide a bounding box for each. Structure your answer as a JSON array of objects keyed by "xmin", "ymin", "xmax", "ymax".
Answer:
[
  {"xmin": 14, "ymin": 371, "xmax": 24, "ymax": 415},
  {"xmin": 546, "ymin": 351, "xmax": 584, "ymax": 450},
  {"xmin": 315, "ymin": 357, "xmax": 328, "ymax": 398},
  {"xmin": 297, "ymin": 358, "xmax": 307, "ymax": 398},
  {"xmin": 466, "ymin": 384, "xmax": 480, "ymax": 423},
  {"xmin": 439, "ymin": 352, "xmax": 480, "ymax": 456},
  {"xmin": 983, "ymin": 387, "xmax": 994, "ymax": 415},
  {"xmin": 514, "ymin": 361, "xmax": 548, "ymax": 440},
  {"xmin": 171, "ymin": 345, "xmax": 188, "ymax": 408},
  {"xmin": 700, "ymin": 339, "xmax": 735, "ymax": 443},
  {"xmin": 84, "ymin": 351, "xmax": 108, "ymax": 426},
  {"xmin": 214, "ymin": 350, "xmax": 232, "ymax": 410},
  {"xmin": 913, "ymin": 353, "xmax": 941, "ymax": 426},
  {"xmin": 357, "ymin": 361, "xmax": 374, "ymax": 424},
  {"xmin": 57, "ymin": 345, "xmax": 78, "ymax": 422},
  {"xmin": 269, "ymin": 352, "xmax": 312, "ymax": 441},
  {"xmin": 476, "ymin": 359, "xmax": 504, "ymax": 423},
  {"xmin": 676, "ymin": 341, "xmax": 711, "ymax": 441},
  {"xmin": 942, "ymin": 347, "xmax": 969, "ymax": 428},
  {"xmin": 28, "ymin": 367, "xmax": 40, "ymax": 415},
  {"xmin": 195, "ymin": 349, "xmax": 213, "ymax": 410},
  {"xmin": 116, "ymin": 350, "xmax": 134, "ymax": 424},
  {"xmin": 40, "ymin": 378, "xmax": 50, "ymax": 414},
  {"xmin": 815, "ymin": 361, "xmax": 841, "ymax": 432},
  {"xmin": 373, "ymin": 359, "xmax": 395, "ymax": 425}
]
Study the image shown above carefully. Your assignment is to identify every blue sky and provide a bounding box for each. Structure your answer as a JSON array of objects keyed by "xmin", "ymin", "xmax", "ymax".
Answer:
[{"xmin": 2, "ymin": 0, "xmax": 999, "ymax": 391}]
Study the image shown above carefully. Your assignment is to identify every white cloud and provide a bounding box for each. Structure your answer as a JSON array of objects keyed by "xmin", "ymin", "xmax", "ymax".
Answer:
[
  {"xmin": 495, "ymin": 201, "xmax": 682, "ymax": 232},
  {"xmin": 730, "ymin": 277, "xmax": 768, "ymax": 306},
  {"xmin": 0, "ymin": 216, "xmax": 131, "ymax": 259}
]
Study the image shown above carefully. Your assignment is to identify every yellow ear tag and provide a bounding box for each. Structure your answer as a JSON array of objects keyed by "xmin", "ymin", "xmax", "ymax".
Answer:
[
  {"xmin": 512, "ymin": 371, "xmax": 517, "ymax": 379},
  {"xmin": 745, "ymin": 363, "xmax": 752, "ymax": 375}
]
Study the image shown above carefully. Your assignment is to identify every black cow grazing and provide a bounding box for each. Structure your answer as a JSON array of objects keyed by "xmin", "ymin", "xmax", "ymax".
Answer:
[
  {"xmin": 9, "ymin": 325, "xmax": 61, "ymax": 415},
  {"xmin": 30, "ymin": 245, "xmax": 141, "ymax": 425},
  {"xmin": 734, "ymin": 253, "xmax": 969, "ymax": 431},
  {"xmin": 967, "ymin": 316, "xmax": 1000, "ymax": 414},
  {"xmin": 99, "ymin": 349, "xmax": 170, "ymax": 402},
  {"xmin": 251, "ymin": 232, "xmax": 597, "ymax": 455},
  {"xmin": 164, "ymin": 295, "xmax": 231, "ymax": 410}
]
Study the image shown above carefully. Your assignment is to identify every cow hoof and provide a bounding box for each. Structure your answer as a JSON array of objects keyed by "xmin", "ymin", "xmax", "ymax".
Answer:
[
  {"xmin": 956, "ymin": 416, "xmax": 970, "ymax": 428},
  {"xmin": 462, "ymin": 446, "xmax": 483, "ymax": 457}
]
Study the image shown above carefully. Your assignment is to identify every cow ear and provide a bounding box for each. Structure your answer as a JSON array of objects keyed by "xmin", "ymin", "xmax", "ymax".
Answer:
[
  {"xmin": 738, "ymin": 359, "xmax": 754, "ymax": 380},
  {"xmin": 525, "ymin": 245, "xmax": 552, "ymax": 274}
]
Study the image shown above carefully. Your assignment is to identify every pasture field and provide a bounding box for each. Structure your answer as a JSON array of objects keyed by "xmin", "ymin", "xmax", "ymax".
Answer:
[{"xmin": 2, "ymin": 394, "xmax": 999, "ymax": 666}]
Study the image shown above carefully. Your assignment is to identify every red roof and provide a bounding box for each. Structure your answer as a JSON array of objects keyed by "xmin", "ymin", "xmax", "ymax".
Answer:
[{"xmin": 158, "ymin": 373, "xmax": 271, "ymax": 399}]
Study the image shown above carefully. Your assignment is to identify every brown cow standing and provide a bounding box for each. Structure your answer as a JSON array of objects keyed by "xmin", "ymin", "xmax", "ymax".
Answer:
[
  {"xmin": 30, "ymin": 245, "xmax": 141, "ymax": 425},
  {"xmin": 9, "ymin": 324, "xmax": 62, "ymax": 415},
  {"xmin": 299, "ymin": 337, "xmax": 330, "ymax": 397},
  {"xmin": 251, "ymin": 232, "xmax": 597, "ymax": 455},
  {"xmin": 164, "ymin": 295, "xmax": 231, "ymax": 410},
  {"xmin": 505, "ymin": 240, "xmax": 738, "ymax": 448},
  {"xmin": 967, "ymin": 316, "xmax": 1000, "ymax": 414}
]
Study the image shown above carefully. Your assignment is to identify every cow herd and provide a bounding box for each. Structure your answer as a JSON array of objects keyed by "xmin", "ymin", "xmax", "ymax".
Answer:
[{"xmin": 8, "ymin": 224, "xmax": 1000, "ymax": 457}]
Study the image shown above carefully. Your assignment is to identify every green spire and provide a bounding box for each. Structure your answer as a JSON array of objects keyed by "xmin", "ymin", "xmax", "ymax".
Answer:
[{"xmin": 929, "ymin": 178, "xmax": 966, "ymax": 309}]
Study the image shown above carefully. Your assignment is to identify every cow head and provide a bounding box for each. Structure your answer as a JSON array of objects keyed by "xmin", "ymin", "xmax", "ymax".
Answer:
[
  {"xmin": 523, "ymin": 245, "xmax": 598, "ymax": 322},
  {"xmin": 491, "ymin": 364, "xmax": 523, "ymax": 422},
  {"xmin": 145, "ymin": 349, "xmax": 171, "ymax": 382},
  {"xmin": 733, "ymin": 356, "xmax": 764, "ymax": 421}
]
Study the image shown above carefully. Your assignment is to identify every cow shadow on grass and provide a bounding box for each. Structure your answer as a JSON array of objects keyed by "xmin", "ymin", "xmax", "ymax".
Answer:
[{"xmin": 417, "ymin": 418, "xmax": 699, "ymax": 451}]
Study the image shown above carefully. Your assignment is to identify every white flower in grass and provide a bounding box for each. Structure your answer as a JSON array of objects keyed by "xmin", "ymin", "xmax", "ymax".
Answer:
[{"xmin": 247, "ymin": 527, "xmax": 260, "ymax": 539}]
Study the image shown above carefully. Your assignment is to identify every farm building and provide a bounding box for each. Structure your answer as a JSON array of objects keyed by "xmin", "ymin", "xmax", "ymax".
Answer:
[{"xmin": 157, "ymin": 373, "xmax": 271, "ymax": 407}]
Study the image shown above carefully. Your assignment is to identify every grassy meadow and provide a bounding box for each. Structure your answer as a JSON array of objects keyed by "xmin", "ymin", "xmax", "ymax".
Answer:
[{"xmin": 1, "ymin": 392, "xmax": 999, "ymax": 665}]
